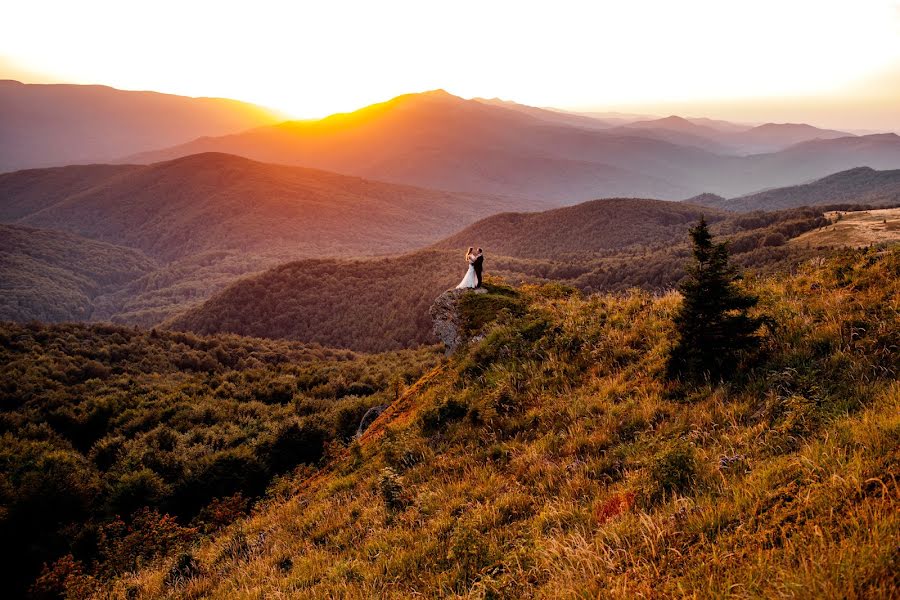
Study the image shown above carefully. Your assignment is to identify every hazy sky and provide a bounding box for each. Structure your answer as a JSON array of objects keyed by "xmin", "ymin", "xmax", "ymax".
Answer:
[{"xmin": 3, "ymin": 0, "xmax": 899, "ymax": 130}]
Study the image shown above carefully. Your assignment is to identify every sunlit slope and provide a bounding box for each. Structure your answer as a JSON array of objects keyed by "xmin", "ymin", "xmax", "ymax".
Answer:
[
  {"xmin": 126, "ymin": 91, "xmax": 900, "ymax": 201},
  {"xmin": 110, "ymin": 247, "xmax": 899, "ymax": 599}
]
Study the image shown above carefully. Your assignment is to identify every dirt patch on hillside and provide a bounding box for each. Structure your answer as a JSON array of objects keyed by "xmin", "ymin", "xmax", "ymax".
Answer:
[{"xmin": 790, "ymin": 207, "xmax": 900, "ymax": 248}]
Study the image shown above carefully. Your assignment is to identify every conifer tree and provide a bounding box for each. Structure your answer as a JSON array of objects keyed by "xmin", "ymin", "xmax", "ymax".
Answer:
[{"xmin": 668, "ymin": 217, "xmax": 762, "ymax": 381}]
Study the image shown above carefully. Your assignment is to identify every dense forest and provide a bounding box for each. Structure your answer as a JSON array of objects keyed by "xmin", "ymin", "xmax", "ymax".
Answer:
[
  {"xmin": 0, "ymin": 224, "xmax": 156, "ymax": 322},
  {"xmin": 435, "ymin": 198, "xmax": 729, "ymax": 259},
  {"xmin": 89, "ymin": 246, "xmax": 899, "ymax": 598},
  {"xmin": 171, "ymin": 206, "xmax": 834, "ymax": 351},
  {"xmin": 0, "ymin": 153, "xmax": 535, "ymax": 325},
  {"xmin": 0, "ymin": 323, "xmax": 440, "ymax": 597}
]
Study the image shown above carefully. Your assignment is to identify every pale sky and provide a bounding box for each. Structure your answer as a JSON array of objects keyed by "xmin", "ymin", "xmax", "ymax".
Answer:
[{"xmin": 3, "ymin": 0, "xmax": 899, "ymax": 130}]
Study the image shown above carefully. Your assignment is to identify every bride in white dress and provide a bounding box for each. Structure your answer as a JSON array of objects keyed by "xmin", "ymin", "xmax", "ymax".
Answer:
[{"xmin": 456, "ymin": 247, "xmax": 478, "ymax": 289}]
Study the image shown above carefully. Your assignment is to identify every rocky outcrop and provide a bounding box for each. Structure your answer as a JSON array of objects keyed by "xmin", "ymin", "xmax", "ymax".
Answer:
[{"xmin": 428, "ymin": 287, "xmax": 487, "ymax": 355}]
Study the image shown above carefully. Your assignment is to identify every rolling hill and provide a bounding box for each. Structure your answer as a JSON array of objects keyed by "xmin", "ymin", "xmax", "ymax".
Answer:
[
  {"xmin": 0, "ymin": 224, "xmax": 156, "ymax": 322},
  {"xmin": 692, "ymin": 166, "xmax": 900, "ymax": 212},
  {"xmin": 0, "ymin": 80, "xmax": 282, "ymax": 172},
  {"xmin": 0, "ymin": 153, "xmax": 539, "ymax": 324},
  {"xmin": 170, "ymin": 199, "xmax": 830, "ymax": 351},
  {"xmin": 434, "ymin": 198, "xmax": 728, "ymax": 259},
  {"xmin": 124, "ymin": 91, "xmax": 898, "ymax": 201},
  {"xmin": 2, "ymin": 152, "xmax": 533, "ymax": 261}
]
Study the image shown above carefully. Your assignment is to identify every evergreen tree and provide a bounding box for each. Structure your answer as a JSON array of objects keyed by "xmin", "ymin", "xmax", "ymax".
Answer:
[{"xmin": 668, "ymin": 217, "xmax": 763, "ymax": 381}]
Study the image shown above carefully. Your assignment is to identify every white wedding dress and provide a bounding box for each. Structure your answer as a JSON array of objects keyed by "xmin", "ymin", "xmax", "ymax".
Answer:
[{"xmin": 456, "ymin": 261, "xmax": 478, "ymax": 289}]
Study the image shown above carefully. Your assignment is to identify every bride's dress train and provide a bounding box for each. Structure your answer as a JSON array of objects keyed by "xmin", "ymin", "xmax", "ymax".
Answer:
[{"xmin": 456, "ymin": 264, "xmax": 478, "ymax": 289}]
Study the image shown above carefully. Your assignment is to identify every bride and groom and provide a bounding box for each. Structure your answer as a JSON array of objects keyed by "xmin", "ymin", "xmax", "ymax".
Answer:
[{"xmin": 456, "ymin": 247, "xmax": 484, "ymax": 289}]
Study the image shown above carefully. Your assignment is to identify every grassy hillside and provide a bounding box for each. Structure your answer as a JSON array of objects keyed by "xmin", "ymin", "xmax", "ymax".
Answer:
[
  {"xmin": 171, "ymin": 204, "xmax": 829, "ymax": 351},
  {"xmin": 790, "ymin": 207, "xmax": 900, "ymax": 248},
  {"xmin": 0, "ymin": 322, "xmax": 440, "ymax": 597},
  {"xmin": 0, "ymin": 224, "xmax": 156, "ymax": 322},
  {"xmin": 695, "ymin": 167, "xmax": 900, "ymax": 212},
  {"xmin": 87, "ymin": 246, "xmax": 899, "ymax": 599}
]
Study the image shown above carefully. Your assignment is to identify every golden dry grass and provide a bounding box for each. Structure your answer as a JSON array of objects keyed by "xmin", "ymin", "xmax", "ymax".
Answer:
[
  {"xmin": 791, "ymin": 207, "xmax": 900, "ymax": 248},
  {"xmin": 93, "ymin": 248, "xmax": 900, "ymax": 599}
]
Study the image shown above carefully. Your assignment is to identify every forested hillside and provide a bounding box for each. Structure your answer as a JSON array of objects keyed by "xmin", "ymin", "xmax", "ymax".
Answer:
[
  {"xmin": 0, "ymin": 224, "xmax": 156, "ymax": 322},
  {"xmin": 0, "ymin": 323, "xmax": 439, "ymax": 596},
  {"xmin": 172, "ymin": 204, "xmax": 831, "ymax": 351},
  {"xmin": 693, "ymin": 166, "xmax": 900, "ymax": 212},
  {"xmin": 89, "ymin": 246, "xmax": 899, "ymax": 599},
  {"xmin": 0, "ymin": 153, "xmax": 535, "ymax": 325},
  {"xmin": 435, "ymin": 198, "xmax": 728, "ymax": 259}
]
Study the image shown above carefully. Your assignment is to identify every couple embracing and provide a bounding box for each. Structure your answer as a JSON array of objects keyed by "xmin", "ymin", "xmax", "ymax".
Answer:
[{"xmin": 456, "ymin": 247, "xmax": 484, "ymax": 289}]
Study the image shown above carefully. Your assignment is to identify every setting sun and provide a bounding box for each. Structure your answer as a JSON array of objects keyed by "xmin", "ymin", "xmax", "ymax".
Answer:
[{"xmin": 3, "ymin": 0, "xmax": 899, "ymax": 128}]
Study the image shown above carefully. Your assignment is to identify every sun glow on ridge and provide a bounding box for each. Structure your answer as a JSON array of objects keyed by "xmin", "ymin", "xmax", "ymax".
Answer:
[{"xmin": 2, "ymin": 0, "xmax": 899, "ymax": 125}]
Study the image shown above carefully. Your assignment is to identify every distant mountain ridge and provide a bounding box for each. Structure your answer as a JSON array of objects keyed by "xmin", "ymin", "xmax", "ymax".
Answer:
[
  {"xmin": 692, "ymin": 166, "xmax": 900, "ymax": 212},
  {"xmin": 123, "ymin": 90, "xmax": 896, "ymax": 201},
  {"xmin": 0, "ymin": 80, "xmax": 282, "ymax": 172}
]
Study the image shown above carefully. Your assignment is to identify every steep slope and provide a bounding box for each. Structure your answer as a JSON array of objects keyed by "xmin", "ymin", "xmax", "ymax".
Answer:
[
  {"xmin": 0, "ymin": 80, "xmax": 281, "ymax": 172},
  {"xmin": 170, "ymin": 201, "xmax": 828, "ymax": 351},
  {"xmin": 0, "ymin": 321, "xmax": 440, "ymax": 597},
  {"xmin": 0, "ymin": 224, "xmax": 156, "ymax": 322},
  {"xmin": 97, "ymin": 248, "xmax": 900, "ymax": 599},
  {"xmin": 693, "ymin": 167, "xmax": 900, "ymax": 212}
]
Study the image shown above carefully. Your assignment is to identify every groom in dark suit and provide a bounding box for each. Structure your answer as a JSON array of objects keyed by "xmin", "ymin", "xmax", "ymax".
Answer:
[{"xmin": 473, "ymin": 248, "xmax": 484, "ymax": 287}]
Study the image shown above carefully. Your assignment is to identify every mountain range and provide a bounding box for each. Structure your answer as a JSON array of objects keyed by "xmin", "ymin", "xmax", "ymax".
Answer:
[
  {"xmin": 692, "ymin": 166, "xmax": 900, "ymax": 212},
  {"xmin": 0, "ymin": 80, "xmax": 282, "ymax": 172},
  {"xmin": 123, "ymin": 90, "xmax": 900, "ymax": 201}
]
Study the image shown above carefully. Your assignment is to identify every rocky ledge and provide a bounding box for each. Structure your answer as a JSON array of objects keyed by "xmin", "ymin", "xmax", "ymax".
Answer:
[{"xmin": 428, "ymin": 287, "xmax": 488, "ymax": 355}]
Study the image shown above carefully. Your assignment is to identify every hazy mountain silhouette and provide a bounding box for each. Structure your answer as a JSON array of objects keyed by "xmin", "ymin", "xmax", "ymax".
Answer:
[
  {"xmin": 0, "ymin": 80, "xmax": 282, "ymax": 172},
  {"xmin": 693, "ymin": 166, "xmax": 900, "ymax": 212},
  {"xmin": 624, "ymin": 116, "xmax": 855, "ymax": 155},
  {"xmin": 123, "ymin": 91, "xmax": 737, "ymax": 200},
  {"xmin": 737, "ymin": 122, "xmax": 853, "ymax": 153},
  {"xmin": 124, "ymin": 91, "xmax": 894, "ymax": 201},
  {"xmin": 472, "ymin": 97, "xmax": 615, "ymax": 129}
]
